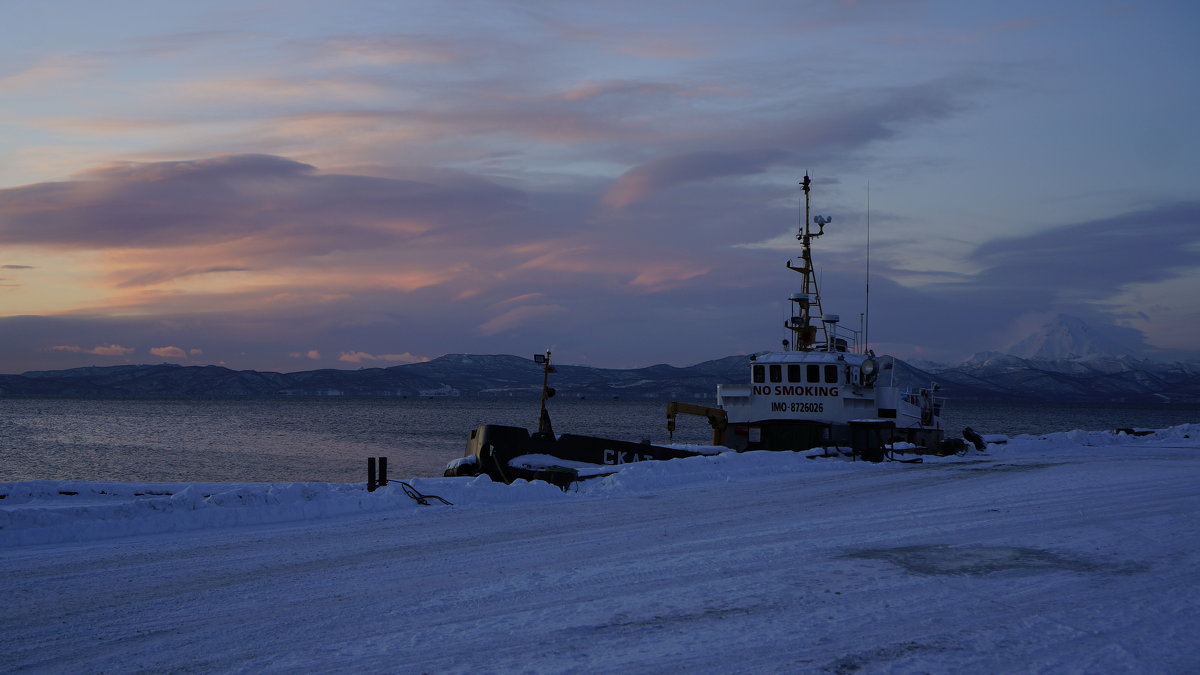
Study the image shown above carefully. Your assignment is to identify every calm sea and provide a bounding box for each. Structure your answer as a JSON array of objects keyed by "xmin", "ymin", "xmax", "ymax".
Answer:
[{"xmin": 1, "ymin": 397, "xmax": 1197, "ymax": 483}]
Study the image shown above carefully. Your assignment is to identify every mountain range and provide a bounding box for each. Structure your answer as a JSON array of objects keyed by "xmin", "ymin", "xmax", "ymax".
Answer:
[
  {"xmin": 918, "ymin": 314, "xmax": 1199, "ymax": 403},
  {"xmin": 0, "ymin": 354, "xmax": 753, "ymax": 400},
  {"xmin": 2, "ymin": 316, "xmax": 1197, "ymax": 403}
]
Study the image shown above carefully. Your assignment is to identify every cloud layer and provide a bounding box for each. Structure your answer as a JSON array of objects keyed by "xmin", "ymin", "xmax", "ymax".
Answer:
[{"xmin": 1, "ymin": 1, "xmax": 1197, "ymax": 372}]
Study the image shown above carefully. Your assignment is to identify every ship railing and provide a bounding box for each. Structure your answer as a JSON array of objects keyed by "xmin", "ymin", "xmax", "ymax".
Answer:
[
  {"xmin": 824, "ymin": 321, "xmax": 864, "ymax": 353},
  {"xmin": 901, "ymin": 386, "xmax": 946, "ymax": 428},
  {"xmin": 901, "ymin": 390, "xmax": 946, "ymax": 408}
]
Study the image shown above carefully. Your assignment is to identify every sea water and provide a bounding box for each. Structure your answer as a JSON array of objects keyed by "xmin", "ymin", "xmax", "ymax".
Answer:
[{"xmin": 1, "ymin": 397, "xmax": 1196, "ymax": 483}]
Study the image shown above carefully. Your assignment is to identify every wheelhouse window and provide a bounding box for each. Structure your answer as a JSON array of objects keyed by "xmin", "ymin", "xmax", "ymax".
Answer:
[
  {"xmin": 824, "ymin": 364, "xmax": 839, "ymax": 383},
  {"xmin": 753, "ymin": 364, "xmax": 765, "ymax": 383},
  {"xmin": 807, "ymin": 364, "xmax": 820, "ymax": 383},
  {"xmin": 787, "ymin": 364, "xmax": 802, "ymax": 382},
  {"xmin": 769, "ymin": 364, "xmax": 783, "ymax": 383}
]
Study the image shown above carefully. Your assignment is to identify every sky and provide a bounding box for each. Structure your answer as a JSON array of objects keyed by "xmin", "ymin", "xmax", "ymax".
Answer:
[{"xmin": 1, "ymin": 0, "xmax": 1198, "ymax": 374}]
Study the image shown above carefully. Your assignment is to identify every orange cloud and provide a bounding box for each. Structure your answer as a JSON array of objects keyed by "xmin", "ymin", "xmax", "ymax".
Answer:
[
  {"xmin": 48, "ymin": 343, "xmax": 135, "ymax": 356},
  {"xmin": 150, "ymin": 346, "xmax": 188, "ymax": 359}
]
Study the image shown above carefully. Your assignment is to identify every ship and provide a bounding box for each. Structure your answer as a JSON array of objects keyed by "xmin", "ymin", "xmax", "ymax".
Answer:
[
  {"xmin": 445, "ymin": 175, "xmax": 954, "ymax": 487},
  {"xmin": 668, "ymin": 174, "xmax": 947, "ymax": 454}
]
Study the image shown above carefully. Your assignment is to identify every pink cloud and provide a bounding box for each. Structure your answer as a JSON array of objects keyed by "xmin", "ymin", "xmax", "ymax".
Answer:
[
  {"xmin": 493, "ymin": 292, "xmax": 546, "ymax": 307},
  {"xmin": 163, "ymin": 77, "xmax": 388, "ymax": 105},
  {"xmin": 336, "ymin": 350, "xmax": 426, "ymax": 364},
  {"xmin": 304, "ymin": 36, "xmax": 464, "ymax": 67},
  {"xmin": 0, "ymin": 55, "xmax": 96, "ymax": 93},
  {"xmin": 512, "ymin": 241, "xmax": 600, "ymax": 273},
  {"xmin": 629, "ymin": 265, "xmax": 711, "ymax": 292},
  {"xmin": 479, "ymin": 304, "xmax": 565, "ymax": 336},
  {"xmin": 611, "ymin": 35, "xmax": 709, "ymax": 60},
  {"xmin": 559, "ymin": 80, "xmax": 700, "ymax": 102},
  {"xmin": 603, "ymin": 150, "xmax": 787, "ymax": 209}
]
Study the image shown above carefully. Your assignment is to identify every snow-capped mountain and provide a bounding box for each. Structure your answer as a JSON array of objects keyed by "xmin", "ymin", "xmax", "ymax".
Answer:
[
  {"xmin": 923, "ymin": 315, "xmax": 1200, "ymax": 402},
  {"xmin": 1003, "ymin": 314, "xmax": 1140, "ymax": 360}
]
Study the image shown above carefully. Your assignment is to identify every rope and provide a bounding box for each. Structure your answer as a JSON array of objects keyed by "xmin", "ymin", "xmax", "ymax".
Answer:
[{"xmin": 388, "ymin": 480, "xmax": 453, "ymax": 506}]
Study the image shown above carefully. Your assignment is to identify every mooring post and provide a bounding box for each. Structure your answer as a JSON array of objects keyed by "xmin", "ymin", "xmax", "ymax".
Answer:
[
  {"xmin": 367, "ymin": 457, "xmax": 377, "ymax": 492},
  {"xmin": 378, "ymin": 456, "xmax": 388, "ymax": 487}
]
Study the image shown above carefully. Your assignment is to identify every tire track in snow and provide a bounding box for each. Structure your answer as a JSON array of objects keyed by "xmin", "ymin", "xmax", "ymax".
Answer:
[{"xmin": 3, "ymin": 445, "xmax": 1199, "ymax": 672}]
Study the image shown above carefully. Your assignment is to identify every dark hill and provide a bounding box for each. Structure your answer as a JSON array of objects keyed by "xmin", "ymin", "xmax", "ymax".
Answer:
[{"xmin": 3, "ymin": 352, "xmax": 1198, "ymax": 403}]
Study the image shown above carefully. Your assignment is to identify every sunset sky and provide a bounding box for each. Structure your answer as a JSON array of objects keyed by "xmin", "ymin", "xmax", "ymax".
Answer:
[{"xmin": 2, "ymin": 0, "xmax": 1197, "ymax": 374}]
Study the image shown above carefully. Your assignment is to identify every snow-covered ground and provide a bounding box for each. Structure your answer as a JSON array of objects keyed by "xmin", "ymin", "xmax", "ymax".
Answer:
[{"xmin": 3, "ymin": 426, "xmax": 1199, "ymax": 672}]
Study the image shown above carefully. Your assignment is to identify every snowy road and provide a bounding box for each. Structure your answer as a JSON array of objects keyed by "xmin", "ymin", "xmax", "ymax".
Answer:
[{"xmin": 3, "ymin": 429, "xmax": 1199, "ymax": 672}]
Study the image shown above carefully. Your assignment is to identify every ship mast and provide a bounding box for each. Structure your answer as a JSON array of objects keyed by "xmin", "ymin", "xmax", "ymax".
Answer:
[{"xmin": 785, "ymin": 174, "xmax": 831, "ymax": 351}]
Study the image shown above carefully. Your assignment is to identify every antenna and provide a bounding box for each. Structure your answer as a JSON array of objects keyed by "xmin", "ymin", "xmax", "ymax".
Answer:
[{"xmin": 865, "ymin": 181, "xmax": 871, "ymax": 354}]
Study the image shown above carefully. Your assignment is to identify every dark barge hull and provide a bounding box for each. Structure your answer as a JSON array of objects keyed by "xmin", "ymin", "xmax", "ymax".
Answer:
[{"xmin": 446, "ymin": 424, "xmax": 708, "ymax": 488}]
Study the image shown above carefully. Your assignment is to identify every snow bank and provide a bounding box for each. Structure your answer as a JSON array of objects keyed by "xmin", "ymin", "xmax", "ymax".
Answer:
[
  {"xmin": 3, "ymin": 423, "xmax": 1200, "ymax": 673},
  {"xmin": 1000, "ymin": 422, "xmax": 1199, "ymax": 453},
  {"xmin": 3, "ymin": 424, "xmax": 1197, "ymax": 548}
]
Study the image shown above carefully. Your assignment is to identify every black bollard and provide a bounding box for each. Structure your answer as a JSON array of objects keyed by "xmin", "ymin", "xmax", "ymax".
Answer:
[
  {"xmin": 367, "ymin": 457, "xmax": 377, "ymax": 492},
  {"xmin": 378, "ymin": 456, "xmax": 388, "ymax": 487}
]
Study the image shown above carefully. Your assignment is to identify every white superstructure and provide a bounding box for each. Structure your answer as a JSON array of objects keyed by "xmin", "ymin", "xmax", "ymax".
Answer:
[{"xmin": 676, "ymin": 175, "xmax": 946, "ymax": 452}]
